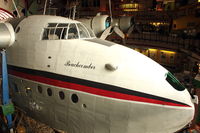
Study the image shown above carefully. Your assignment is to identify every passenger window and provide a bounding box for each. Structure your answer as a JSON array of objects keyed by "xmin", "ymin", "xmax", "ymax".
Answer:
[
  {"xmin": 38, "ymin": 86, "xmax": 42, "ymax": 93},
  {"xmin": 77, "ymin": 23, "xmax": 90, "ymax": 38},
  {"xmin": 71, "ymin": 94, "xmax": 79, "ymax": 103},
  {"xmin": 15, "ymin": 27, "xmax": 20, "ymax": 33},
  {"xmin": 68, "ymin": 24, "xmax": 79, "ymax": 39},
  {"xmin": 59, "ymin": 91, "xmax": 65, "ymax": 100},
  {"xmin": 47, "ymin": 88, "xmax": 53, "ymax": 96}
]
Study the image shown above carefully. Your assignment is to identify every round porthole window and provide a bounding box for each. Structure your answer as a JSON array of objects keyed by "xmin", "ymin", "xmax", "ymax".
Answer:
[
  {"xmin": 37, "ymin": 86, "xmax": 42, "ymax": 93},
  {"xmin": 47, "ymin": 88, "xmax": 52, "ymax": 96},
  {"xmin": 59, "ymin": 91, "xmax": 65, "ymax": 100},
  {"xmin": 16, "ymin": 27, "xmax": 20, "ymax": 33},
  {"xmin": 82, "ymin": 104, "xmax": 87, "ymax": 108},
  {"xmin": 71, "ymin": 94, "xmax": 78, "ymax": 103}
]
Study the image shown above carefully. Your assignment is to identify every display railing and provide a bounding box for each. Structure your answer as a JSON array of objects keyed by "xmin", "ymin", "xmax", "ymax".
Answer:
[{"xmin": 127, "ymin": 32, "xmax": 200, "ymax": 55}]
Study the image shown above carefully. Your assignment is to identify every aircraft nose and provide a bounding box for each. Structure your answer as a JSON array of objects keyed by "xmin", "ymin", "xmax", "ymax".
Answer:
[
  {"xmin": 164, "ymin": 92, "xmax": 195, "ymax": 131},
  {"xmin": 178, "ymin": 103, "xmax": 195, "ymax": 126},
  {"xmin": 127, "ymin": 97, "xmax": 195, "ymax": 133},
  {"xmin": 161, "ymin": 100, "xmax": 195, "ymax": 132}
]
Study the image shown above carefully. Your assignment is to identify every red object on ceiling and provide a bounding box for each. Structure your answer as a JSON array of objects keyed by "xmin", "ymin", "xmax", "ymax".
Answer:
[{"xmin": 0, "ymin": 8, "xmax": 14, "ymax": 20}]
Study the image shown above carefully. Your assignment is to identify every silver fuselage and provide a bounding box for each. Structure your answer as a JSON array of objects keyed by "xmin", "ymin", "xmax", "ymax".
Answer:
[{"xmin": 6, "ymin": 15, "xmax": 194, "ymax": 133}]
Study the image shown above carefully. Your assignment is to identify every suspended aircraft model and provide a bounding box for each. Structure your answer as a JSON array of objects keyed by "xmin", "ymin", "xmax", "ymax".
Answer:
[{"xmin": 0, "ymin": 15, "xmax": 196, "ymax": 133}]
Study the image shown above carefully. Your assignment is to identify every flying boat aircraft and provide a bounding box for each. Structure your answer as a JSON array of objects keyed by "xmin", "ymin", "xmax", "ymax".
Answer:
[{"xmin": 0, "ymin": 15, "xmax": 196, "ymax": 133}]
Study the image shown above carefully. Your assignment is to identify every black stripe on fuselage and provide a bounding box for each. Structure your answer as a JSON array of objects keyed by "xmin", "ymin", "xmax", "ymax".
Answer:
[{"xmin": 8, "ymin": 65, "xmax": 190, "ymax": 107}]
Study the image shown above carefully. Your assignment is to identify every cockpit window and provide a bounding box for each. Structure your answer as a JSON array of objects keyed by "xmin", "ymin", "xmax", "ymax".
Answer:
[
  {"xmin": 43, "ymin": 23, "xmax": 64, "ymax": 40},
  {"xmin": 81, "ymin": 24, "xmax": 96, "ymax": 38},
  {"xmin": 76, "ymin": 23, "xmax": 90, "ymax": 38},
  {"xmin": 48, "ymin": 23, "xmax": 57, "ymax": 27},
  {"xmin": 42, "ymin": 22, "xmax": 95, "ymax": 40},
  {"xmin": 68, "ymin": 23, "xmax": 79, "ymax": 39},
  {"xmin": 86, "ymin": 27, "xmax": 95, "ymax": 38},
  {"xmin": 61, "ymin": 28, "xmax": 68, "ymax": 39},
  {"xmin": 55, "ymin": 28, "xmax": 63, "ymax": 39},
  {"xmin": 57, "ymin": 23, "xmax": 68, "ymax": 27},
  {"xmin": 165, "ymin": 72, "xmax": 185, "ymax": 91}
]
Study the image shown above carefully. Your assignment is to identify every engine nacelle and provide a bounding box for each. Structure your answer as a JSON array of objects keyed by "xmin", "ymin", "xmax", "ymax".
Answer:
[
  {"xmin": 78, "ymin": 15, "xmax": 134, "ymax": 36},
  {"xmin": 78, "ymin": 15, "xmax": 111, "ymax": 37},
  {"xmin": 0, "ymin": 23, "xmax": 15, "ymax": 48},
  {"xmin": 116, "ymin": 16, "xmax": 134, "ymax": 32}
]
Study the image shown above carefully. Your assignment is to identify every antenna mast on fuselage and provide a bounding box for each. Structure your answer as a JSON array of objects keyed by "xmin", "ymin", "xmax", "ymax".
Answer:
[
  {"xmin": 43, "ymin": 0, "xmax": 48, "ymax": 15},
  {"xmin": 68, "ymin": 0, "xmax": 78, "ymax": 20}
]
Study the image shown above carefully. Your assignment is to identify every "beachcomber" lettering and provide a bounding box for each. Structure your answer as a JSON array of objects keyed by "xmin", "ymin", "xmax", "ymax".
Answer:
[{"xmin": 64, "ymin": 60, "xmax": 95, "ymax": 70}]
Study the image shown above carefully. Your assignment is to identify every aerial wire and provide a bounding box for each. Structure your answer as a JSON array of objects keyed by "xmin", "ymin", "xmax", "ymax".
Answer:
[
  {"xmin": 72, "ymin": 0, "xmax": 78, "ymax": 20},
  {"xmin": 108, "ymin": 0, "xmax": 112, "ymax": 20},
  {"xmin": 24, "ymin": 0, "xmax": 28, "ymax": 17},
  {"xmin": 69, "ymin": 8, "xmax": 71, "ymax": 19},
  {"xmin": 72, "ymin": 5, "xmax": 76, "ymax": 20}
]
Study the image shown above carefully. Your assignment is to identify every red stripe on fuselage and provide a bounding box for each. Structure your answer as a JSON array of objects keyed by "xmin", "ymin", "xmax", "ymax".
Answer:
[{"xmin": 9, "ymin": 70, "xmax": 190, "ymax": 107}]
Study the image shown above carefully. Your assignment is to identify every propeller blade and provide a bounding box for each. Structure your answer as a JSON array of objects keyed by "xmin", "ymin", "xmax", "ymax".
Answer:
[
  {"xmin": 122, "ymin": 39, "xmax": 126, "ymax": 45},
  {"xmin": 135, "ymin": 24, "xmax": 141, "ymax": 33},
  {"xmin": 127, "ymin": 25, "xmax": 134, "ymax": 36},
  {"xmin": 100, "ymin": 26, "xmax": 112, "ymax": 40},
  {"xmin": 127, "ymin": 24, "xmax": 141, "ymax": 37},
  {"xmin": 113, "ymin": 27, "xmax": 125, "ymax": 39}
]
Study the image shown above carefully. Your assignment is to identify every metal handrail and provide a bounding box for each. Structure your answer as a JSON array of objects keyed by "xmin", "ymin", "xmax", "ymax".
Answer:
[{"xmin": 128, "ymin": 32, "xmax": 200, "ymax": 54}]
